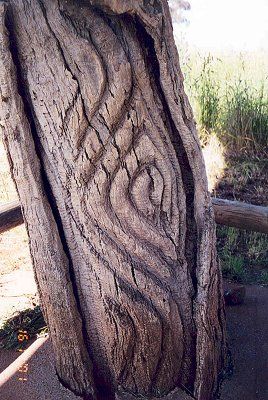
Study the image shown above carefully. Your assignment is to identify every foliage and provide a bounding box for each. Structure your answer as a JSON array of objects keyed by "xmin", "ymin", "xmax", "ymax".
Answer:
[
  {"xmin": 183, "ymin": 52, "xmax": 268, "ymax": 152},
  {"xmin": 192, "ymin": 55, "xmax": 220, "ymax": 133},
  {"xmin": 217, "ymin": 226, "xmax": 268, "ymax": 285},
  {"xmin": 0, "ymin": 306, "xmax": 46, "ymax": 349},
  {"xmin": 182, "ymin": 51, "xmax": 268, "ymax": 286},
  {"xmin": 222, "ymin": 78, "xmax": 268, "ymax": 150}
]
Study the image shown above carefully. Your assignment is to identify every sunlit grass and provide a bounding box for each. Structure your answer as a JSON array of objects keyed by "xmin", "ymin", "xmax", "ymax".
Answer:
[
  {"xmin": 182, "ymin": 50, "xmax": 268, "ymax": 151},
  {"xmin": 181, "ymin": 50, "xmax": 268, "ymax": 285},
  {"xmin": 217, "ymin": 226, "xmax": 268, "ymax": 285}
]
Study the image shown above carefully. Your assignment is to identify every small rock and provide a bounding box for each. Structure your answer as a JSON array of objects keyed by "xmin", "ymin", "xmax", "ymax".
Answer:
[{"xmin": 224, "ymin": 286, "xmax": 246, "ymax": 306}]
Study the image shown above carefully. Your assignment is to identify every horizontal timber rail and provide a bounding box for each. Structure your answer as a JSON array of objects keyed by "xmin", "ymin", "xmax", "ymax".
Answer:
[
  {"xmin": 0, "ymin": 200, "xmax": 23, "ymax": 234},
  {"xmin": 0, "ymin": 199, "xmax": 267, "ymax": 235},
  {"xmin": 212, "ymin": 198, "xmax": 268, "ymax": 234}
]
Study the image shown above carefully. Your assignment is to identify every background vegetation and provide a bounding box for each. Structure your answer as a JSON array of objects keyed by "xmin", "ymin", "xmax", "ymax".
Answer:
[
  {"xmin": 182, "ymin": 51, "xmax": 268, "ymax": 151},
  {"xmin": 180, "ymin": 50, "xmax": 268, "ymax": 285}
]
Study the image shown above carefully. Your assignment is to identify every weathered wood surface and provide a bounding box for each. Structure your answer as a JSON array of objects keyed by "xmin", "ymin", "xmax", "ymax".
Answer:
[
  {"xmin": 116, "ymin": 386, "xmax": 195, "ymax": 400},
  {"xmin": 1, "ymin": 199, "xmax": 267, "ymax": 235},
  {"xmin": 0, "ymin": 1, "xmax": 226, "ymax": 400},
  {"xmin": 212, "ymin": 198, "xmax": 268, "ymax": 234},
  {"xmin": 0, "ymin": 200, "xmax": 22, "ymax": 233}
]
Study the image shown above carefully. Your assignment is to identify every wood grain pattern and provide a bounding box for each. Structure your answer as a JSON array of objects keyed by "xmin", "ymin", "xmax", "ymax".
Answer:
[{"xmin": 0, "ymin": 1, "xmax": 226, "ymax": 399}]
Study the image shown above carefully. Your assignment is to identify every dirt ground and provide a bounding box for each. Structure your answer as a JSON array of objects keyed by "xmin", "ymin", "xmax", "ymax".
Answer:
[
  {"xmin": 220, "ymin": 283, "xmax": 268, "ymax": 400},
  {"xmin": 0, "ymin": 282, "xmax": 267, "ymax": 400},
  {"xmin": 0, "ymin": 269, "xmax": 37, "ymax": 326}
]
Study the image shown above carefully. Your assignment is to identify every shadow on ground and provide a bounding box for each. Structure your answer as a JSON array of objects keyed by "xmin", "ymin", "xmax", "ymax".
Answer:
[{"xmin": 0, "ymin": 282, "xmax": 267, "ymax": 400}]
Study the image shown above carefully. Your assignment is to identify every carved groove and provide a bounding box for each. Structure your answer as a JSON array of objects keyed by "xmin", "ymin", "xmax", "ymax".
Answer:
[{"xmin": 0, "ymin": 1, "xmax": 226, "ymax": 399}]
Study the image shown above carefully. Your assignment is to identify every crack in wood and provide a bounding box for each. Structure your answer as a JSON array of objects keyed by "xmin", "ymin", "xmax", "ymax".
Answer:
[{"xmin": 0, "ymin": 1, "xmax": 227, "ymax": 399}]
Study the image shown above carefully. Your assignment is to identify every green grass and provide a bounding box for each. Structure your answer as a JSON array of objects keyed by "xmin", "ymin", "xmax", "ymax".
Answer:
[
  {"xmin": 181, "ymin": 50, "xmax": 268, "ymax": 285},
  {"xmin": 222, "ymin": 78, "xmax": 268, "ymax": 150},
  {"xmin": 192, "ymin": 55, "xmax": 220, "ymax": 133},
  {"xmin": 0, "ymin": 306, "xmax": 46, "ymax": 349},
  {"xmin": 182, "ymin": 52, "xmax": 268, "ymax": 151},
  {"xmin": 217, "ymin": 226, "xmax": 268, "ymax": 285},
  {"xmin": 215, "ymin": 155, "xmax": 267, "ymax": 206}
]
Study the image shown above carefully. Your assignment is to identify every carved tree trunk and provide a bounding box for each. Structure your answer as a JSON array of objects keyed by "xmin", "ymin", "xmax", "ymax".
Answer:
[{"xmin": 0, "ymin": 1, "xmax": 226, "ymax": 399}]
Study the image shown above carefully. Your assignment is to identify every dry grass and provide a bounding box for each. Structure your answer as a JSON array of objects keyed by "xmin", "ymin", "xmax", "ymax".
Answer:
[
  {"xmin": 182, "ymin": 51, "xmax": 268, "ymax": 152},
  {"xmin": 215, "ymin": 154, "xmax": 268, "ymax": 206}
]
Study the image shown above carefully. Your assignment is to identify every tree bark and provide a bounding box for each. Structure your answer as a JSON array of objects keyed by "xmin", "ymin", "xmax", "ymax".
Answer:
[{"xmin": 0, "ymin": 1, "xmax": 226, "ymax": 399}]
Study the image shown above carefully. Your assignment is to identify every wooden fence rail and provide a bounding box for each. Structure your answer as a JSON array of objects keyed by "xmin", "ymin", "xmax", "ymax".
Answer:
[
  {"xmin": 212, "ymin": 198, "xmax": 268, "ymax": 234},
  {"xmin": 0, "ymin": 200, "xmax": 23, "ymax": 234},
  {"xmin": 0, "ymin": 199, "xmax": 267, "ymax": 235}
]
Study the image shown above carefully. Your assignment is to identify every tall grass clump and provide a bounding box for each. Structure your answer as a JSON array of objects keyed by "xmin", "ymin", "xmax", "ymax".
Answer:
[
  {"xmin": 192, "ymin": 55, "xmax": 220, "ymax": 135},
  {"xmin": 183, "ymin": 52, "xmax": 268, "ymax": 151},
  {"xmin": 222, "ymin": 78, "xmax": 268, "ymax": 150}
]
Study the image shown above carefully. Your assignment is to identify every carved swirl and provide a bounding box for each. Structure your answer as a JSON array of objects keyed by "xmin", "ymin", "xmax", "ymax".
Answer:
[{"xmin": 11, "ymin": 0, "xmax": 208, "ymax": 397}]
